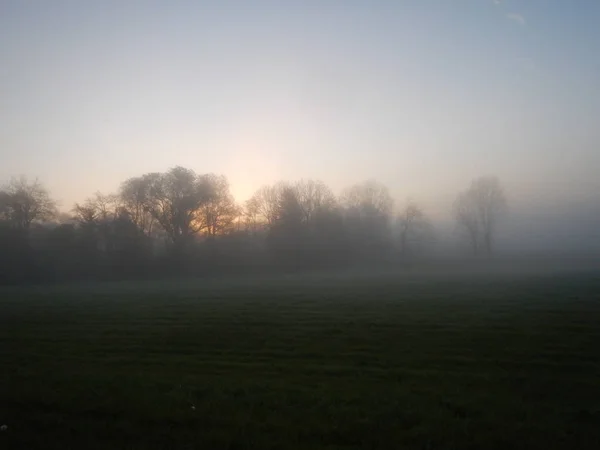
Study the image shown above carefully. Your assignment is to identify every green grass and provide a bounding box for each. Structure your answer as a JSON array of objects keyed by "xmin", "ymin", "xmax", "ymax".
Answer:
[{"xmin": 1, "ymin": 270, "xmax": 600, "ymax": 449}]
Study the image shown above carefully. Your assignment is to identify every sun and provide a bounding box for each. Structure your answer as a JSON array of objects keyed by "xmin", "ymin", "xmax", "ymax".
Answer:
[{"xmin": 221, "ymin": 122, "xmax": 283, "ymax": 204}]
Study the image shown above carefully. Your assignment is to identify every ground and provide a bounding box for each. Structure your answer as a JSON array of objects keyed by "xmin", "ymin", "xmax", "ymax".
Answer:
[{"xmin": 1, "ymin": 268, "xmax": 600, "ymax": 449}]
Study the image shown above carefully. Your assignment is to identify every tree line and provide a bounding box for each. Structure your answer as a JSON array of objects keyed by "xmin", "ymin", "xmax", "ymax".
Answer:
[{"xmin": 0, "ymin": 167, "xmax": 506, "ymax": 284}]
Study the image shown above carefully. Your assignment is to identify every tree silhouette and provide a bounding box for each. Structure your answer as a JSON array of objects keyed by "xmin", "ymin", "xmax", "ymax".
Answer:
[
  {"xmin": 197, "ymin": 174, "xmax": 239, "ymax": 236},
  {"xmin": 119, "ymin": 176, "xmax": 157, "ymax": 237},
  {"xmin": 454, "ymin": 176, "xmax": 507, "ymax": 256},
  {"xmin": 247, "ymin": 183, "xmax": 287, "ymax": 226},
  {"xmin": 341, "ymin": 180, "xmax": 394, "ymax": 261},
  {"xmin": 0, "ymin": 176, "xmax": 56, "ymax": 231},
  {"xmin": 0, "ymin": 168, "xmax": 516, "ymax": 285},
  {"xmin": 138, "ymin": 167, "xmax": 214, "ymax": 246},
  {"xmin": 397, "ymin": 201, "xmax": 432, "ymax": 257},
  {"xmin": 294, "ymin": 179, "xmax": 337, "ymax": 227}
]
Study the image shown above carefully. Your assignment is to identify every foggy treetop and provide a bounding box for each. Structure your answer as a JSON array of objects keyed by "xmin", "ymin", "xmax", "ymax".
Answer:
[{"xmin": 0, "ymin": 169, "xmax": 507, "ymax": 284}]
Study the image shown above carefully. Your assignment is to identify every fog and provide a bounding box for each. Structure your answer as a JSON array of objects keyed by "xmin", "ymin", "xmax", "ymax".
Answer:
[{"xmin": 1, "ymin": 1, "xmax": 599, "ymax": 284}]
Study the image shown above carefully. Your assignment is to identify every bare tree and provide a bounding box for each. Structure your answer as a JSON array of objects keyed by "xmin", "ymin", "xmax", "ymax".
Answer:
[
  {"xmin": 294, "ymin": 179, "xmax": 337, "ymax": 226},
  {"xmin": 454, "ymin": 191, "xmax": 480, "ymax": 255},
  {"xmin": 340, "ymin": 180, "xmax": 394, "ymax": 259},
  {"xmin": 140, "ymin": 167, "xmax": 214, "ymax": 245},
  {"xmin": 274, "ymin": 186, "xmax": 304, "ymax": 225},
  {"xmin": 73, "ymin": 192, "xmax": 119, "ymax": 225},
  {"xmin": 340, "ymin": 179, "xmax": 394, "ymax": 218},
  {"xmin": 94, "ymin": 192, "xmax": 119, "ymax": 222},
  {"xmin": 72, "ymin": 200, "xmax": 99, "ymax": 227},
  {"xmin": 397, "ymin": 201, "xmax": 432, "ymax": 256},
  {"xmin": 0, "ymin": 176, "xmax": 56, "ymax": 230},
  {"xmin": 243, "ymin": 197, "xmax": 261, "ymax": 233},
  {"xmin": 473, "ymin": 176, "xmax": 507, "ymax": 255},
  {"xmin": 247, "ymin": 183, "xmax": 287, "ymax": 226},
  {"xmin": 119, "ymin": 176, "xmax": 156, "ymax": 236},
  {"xmin": 197, "ymin": 174, "xmax": 239, "ymax": 236},
  {"xmin": 454, "ymin": 176, "xmax": 507, "ymax": 256}
]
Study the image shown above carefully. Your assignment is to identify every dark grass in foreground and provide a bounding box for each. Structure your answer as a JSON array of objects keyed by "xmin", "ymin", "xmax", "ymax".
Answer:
[{"xmin": 2, "ymin": 270, "xmax": 600, "ymax": 449}]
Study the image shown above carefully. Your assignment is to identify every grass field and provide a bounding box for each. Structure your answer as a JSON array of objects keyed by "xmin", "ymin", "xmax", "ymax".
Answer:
[{"xmin": 2, "ymin": 268, "xmax": 600, "ymax": 449}]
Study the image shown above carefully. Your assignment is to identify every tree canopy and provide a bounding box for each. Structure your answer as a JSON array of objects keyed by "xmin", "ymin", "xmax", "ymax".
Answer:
[{"xmin": 0, "ymin": 168, "xmax": 508, "ymax": 285}]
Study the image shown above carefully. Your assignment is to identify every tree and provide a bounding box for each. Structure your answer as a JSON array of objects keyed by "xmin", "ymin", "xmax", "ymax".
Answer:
[
  {"xmin": 119, "ymin": 176, "xmax": 156, "ymax": 237},
  {"xmin": 0, "ymin": 191, "xmax": 12, "ymax": 222},
  {"xmin": 0, "ymin": 180, "xmax": 37, "ymax": 282},
  {"xmin": 106, "ymin": 211, "xmax": 153, "ymax": 276},
  {"xmin": 93, "ymin": 192, "xmax": 119, "ymax": 222},
  {"xmin": 274, "ymin": 186, "xmax": 305, "ymax": 228},
  {"xmin": 72, "ymin": 192, "xmax": 122, "ymax": 252},
  {"xmin": 0, "ymin": 221, "xmax": 33, "ymax": 283},
  {"xmin": 340, "ymin": 180, "xmax": 394, "ymax": 261},
  {"xmin": 72, "ymin": 192, "xmax": 118, "ymax": 226},
  {"xmin": 137, "ymin": 167, "xmax": 214, "ymax": 246},
  {"xmin": 243, "ymin": 197, "xmax": 261, "ymax": 233},
  {"xmin": 454, "ymin": 176, "xmax": 507, "ymax": 256},
  {"xmin": 247, "ymin": 183, "xmax": 287, "ymax": 226},
  {"xmin": 454, "ymin": 191, "xmax": 480, "ymax": 255},
  {"xmin": 0, "ymin": 176, "xmax": 56, "ymax": 231},
  {"xmin": 72, "ymin": 200, "xmax": 98, "ymax": 227},
  {"xmin": 71, "ymin": 190, "xmax": 153, "ymax": 277},
  {"xmin": 294, "ymin": 179, "xmax": 337, "ymax": 227},
  {"xmin": 397, "ymin": 201, "xmax": 432, "ymax": 257},
  {"xmin": 268, "ymin": 185, "xmax": 308, "ymax": 266},
  {"xmin": 197, "ymin": 174, "xmax": 239, "ymax": 236},
  {"xmin": 341, "ymin": 180, "xmax": 394, "ymax": 219}
]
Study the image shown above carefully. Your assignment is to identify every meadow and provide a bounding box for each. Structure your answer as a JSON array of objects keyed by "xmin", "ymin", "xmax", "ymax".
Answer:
[{"xmin": 1, "ymin": 267, "xmax": 600, "ymax": 449}]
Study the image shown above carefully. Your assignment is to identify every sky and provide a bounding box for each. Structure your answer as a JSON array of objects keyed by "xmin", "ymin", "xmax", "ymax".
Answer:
[{"xmin": 1, "ymin": 0, "xmax": 600, "ymax": 222}]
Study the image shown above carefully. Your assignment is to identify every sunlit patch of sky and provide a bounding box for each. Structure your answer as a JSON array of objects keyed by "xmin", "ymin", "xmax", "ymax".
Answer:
[{"xmin": 1, "ymin": 0, "xmax": 599, "ymax": 220}]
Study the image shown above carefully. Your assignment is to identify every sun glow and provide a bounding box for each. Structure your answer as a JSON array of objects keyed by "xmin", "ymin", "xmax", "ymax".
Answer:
[{"xmin": 222, "ymin": 121, "xmax": 285, "ymax": 203}]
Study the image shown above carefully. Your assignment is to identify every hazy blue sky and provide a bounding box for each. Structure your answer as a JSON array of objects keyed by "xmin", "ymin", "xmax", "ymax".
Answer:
[{"xmin": 1, "ymin": 0, "xmax": 599, "ymax": 218}]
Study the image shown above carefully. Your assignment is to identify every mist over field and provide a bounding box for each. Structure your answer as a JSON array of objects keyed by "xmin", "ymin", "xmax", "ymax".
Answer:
[
  {"xmin": 2, "ymin": 2, "xmax": 600, "ymax": 277},
  {"xmin": 2, "ymin": 1, "xmax": 600, "ymax": 278},
  {"xmin": 1, "ymin": 1, "xmax": 600, "ymax": 449}
]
